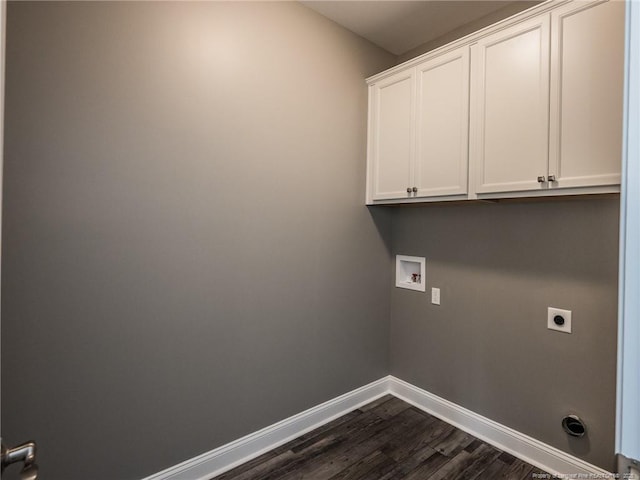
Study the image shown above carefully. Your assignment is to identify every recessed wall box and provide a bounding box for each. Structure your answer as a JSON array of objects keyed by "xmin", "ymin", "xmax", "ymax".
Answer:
[{"xmin": 395, "ymin": 255, "xmax": 426, "ymax": 292}]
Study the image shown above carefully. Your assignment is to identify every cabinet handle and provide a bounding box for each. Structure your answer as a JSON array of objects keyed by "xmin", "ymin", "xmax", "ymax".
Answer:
[
  {"xmin": 537, "ymin": 176, "xmax": 546, "ymax": 183},
  {"xmin": 1, "ymin": 440, "xmax": 36, "ymax": 470},
  {"xmin": 548, "ymin": 175, "xmax": 556, "ymax": 182},
  {"xmin": 406, "ymin": 187, "xmax": 412, "ymax": 194},
  {"xmin": 412, "ymin": 187, "xmax": 418, "ymax": 193}
]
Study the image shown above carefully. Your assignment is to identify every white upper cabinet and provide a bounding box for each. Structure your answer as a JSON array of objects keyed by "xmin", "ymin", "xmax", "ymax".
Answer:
[
  {"xmin": 548, "ymin": 0, "xmax": 625, "ymax": 189},
  {"xmin": 366, "ymin": 0, "xmax": 624, "ymax": 204},
  {"xmin": 367, "ymin": 45, "xmax": 470, "ymax": 203},
  {"xmin": 471, "ymin": 15, "xmax": 551, "ymax": 194},
  {"xmin": 368, "ymin": 70, "xmax": 415, "ymax": 201},
  {"xmin": 415, "ymin": 46, "xmax": 470, "ymax": 197}
]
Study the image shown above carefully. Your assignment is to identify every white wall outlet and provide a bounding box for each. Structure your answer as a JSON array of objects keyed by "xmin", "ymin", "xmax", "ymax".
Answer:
[
  {"xmin": 548, "ymin": 307, "xmax": 572, "ymax": 334},
  {"xmin": 431, "ymin": 287, "xmax": 441, "ymax": 305}
]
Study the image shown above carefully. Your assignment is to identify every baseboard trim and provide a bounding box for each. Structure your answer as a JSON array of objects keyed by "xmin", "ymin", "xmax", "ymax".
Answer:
[
  {"xmin": 387, "ymin": 375, "xmax": 611, "ymax": 478},
  {"xmin": 144, "ymin": 375, "xmax": 612, "ymax": 480},
  {"xmin": 141, "ymin": 377, "xmax": 390, "ymax": 480}
]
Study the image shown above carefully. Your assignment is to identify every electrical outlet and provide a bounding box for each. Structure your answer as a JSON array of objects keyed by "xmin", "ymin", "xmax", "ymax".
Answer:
[
  {"xmin": 548, "ymin": 307, "xmax": 572, "ymax": 333},
  {"xmin": 431, "ymin": 288, "xmax": 440, "ymax": 305}
]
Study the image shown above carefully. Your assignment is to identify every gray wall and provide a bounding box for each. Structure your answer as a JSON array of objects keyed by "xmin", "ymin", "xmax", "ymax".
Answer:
[
  {"xmin": 396, "ymin": 1, "xmax": 540, "ymax": 64},
  {"xmin": 1, "ymin": 2, "xmax": 394, "ymax": 479},
  {"xmin": 1, "ymin": 1, "xmax": 622, "ymax": 479},
  {"xmin": 390, "ymin": 197, "xmax": 619, "ymax": 470}
]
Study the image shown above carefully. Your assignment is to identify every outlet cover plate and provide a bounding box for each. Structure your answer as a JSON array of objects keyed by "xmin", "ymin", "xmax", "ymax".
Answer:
[
  {"xmin": 548, "ymin": 307, "xmax": 572, "ymax": 334},
  {"xmin": 431, "ymin": 288, "xmax": 440, "ymax": 305}
]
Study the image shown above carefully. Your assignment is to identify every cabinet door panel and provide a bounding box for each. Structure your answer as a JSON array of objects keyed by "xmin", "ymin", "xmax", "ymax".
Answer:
[
  {"xmin": 472, "ymin": 15, "xmax": 550, "ymax": 194},
  {"xmin": 415, "ymin": 46, "xmax": 469, "ymax": 197},
  {"xmin": 370, "ymin": 71, "xmax": 414, "ymax": 200},
  {"xmin": 549, "ymin": 0, "xmax": 624, "ymax": 188}
]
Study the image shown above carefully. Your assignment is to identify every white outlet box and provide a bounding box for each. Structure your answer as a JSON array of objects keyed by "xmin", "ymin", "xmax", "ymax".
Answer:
[
  {"xmin": 395, "ymin": 255, "xmax": 426, "ymax": 292},
  {"xmin": 431, "ymin": 288, "xmax": 440, "ymax": 305},
  {"xmin": 548, "ymin": 307, "xmax": 572, "ymax": 333}
]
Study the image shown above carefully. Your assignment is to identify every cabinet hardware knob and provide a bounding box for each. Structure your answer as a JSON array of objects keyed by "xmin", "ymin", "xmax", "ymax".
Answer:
[
  {"xmin": 548, "ymin": 175, "xmax": 556, "ymax": 182},
  {"xmin": 407, "ymin": 187, "xmax": 412, "ymax": 193},
  {"xmin": 412, "ymin": 187, "xmax": 418, "ymax": 193},
  {"xmin": 537, "ymin": 176, "xmax": 546, "ymax": 183}
]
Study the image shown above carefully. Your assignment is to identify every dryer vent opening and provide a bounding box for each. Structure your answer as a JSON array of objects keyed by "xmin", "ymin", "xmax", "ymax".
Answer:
[{"xmin": 562, "ymin": 415, "xmax": 586, "ymax": 438}]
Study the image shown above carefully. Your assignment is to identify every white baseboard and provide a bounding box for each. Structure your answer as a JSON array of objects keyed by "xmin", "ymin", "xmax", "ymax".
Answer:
[
  {"xmin": 141, "ymin": 377, "xmax": 390, "ymax": 480},
  {"xmin": 387, "ymin": 375, "xmax": 612, "ymax": 478},
  {"xmin": 144, "ymin": 375, "xmax": 612, "ymax": 480}
]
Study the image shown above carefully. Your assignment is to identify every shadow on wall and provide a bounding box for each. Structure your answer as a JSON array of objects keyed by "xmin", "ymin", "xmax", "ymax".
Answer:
[
  {"xmin": 389, "ymin": 196, "xmax": 620, "ymax": 283},
  {"xmin": 367, "ymin": 206, "xmax": 393, "ymax": 255}
]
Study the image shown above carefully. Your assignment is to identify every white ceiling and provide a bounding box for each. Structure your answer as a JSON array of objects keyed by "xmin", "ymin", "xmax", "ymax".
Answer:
[{"xmin": 301, "ymin": 1, "xmax": 525, "ymax": 55}]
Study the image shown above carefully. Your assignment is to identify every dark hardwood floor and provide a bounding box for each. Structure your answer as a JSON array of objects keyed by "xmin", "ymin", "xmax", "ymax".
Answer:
[{"xmin": 212, "ymin": 395, "xmax": 549, "ymax": 480}]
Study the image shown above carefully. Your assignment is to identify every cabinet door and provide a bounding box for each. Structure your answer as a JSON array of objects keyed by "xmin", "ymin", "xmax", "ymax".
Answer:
[
  {"xmin": 549, "ymin": 0, "xmax": 624, "ymax": 189},
  {"xmin": 415, "ymin": 46, "xmax": 469, "ymax": 197},
  {"xmin": 369, "ymin": 70, "xmax": 415, "ymax": 201},
  {"xmin": 471, "ymin": 15, "xmax": 550, "ymax": 194}
]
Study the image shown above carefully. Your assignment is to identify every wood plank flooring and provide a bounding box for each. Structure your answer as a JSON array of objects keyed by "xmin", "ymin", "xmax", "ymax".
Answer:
[{"xmin": 212, "ymin": 395, "xmax": 549, "ymax": 480}]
